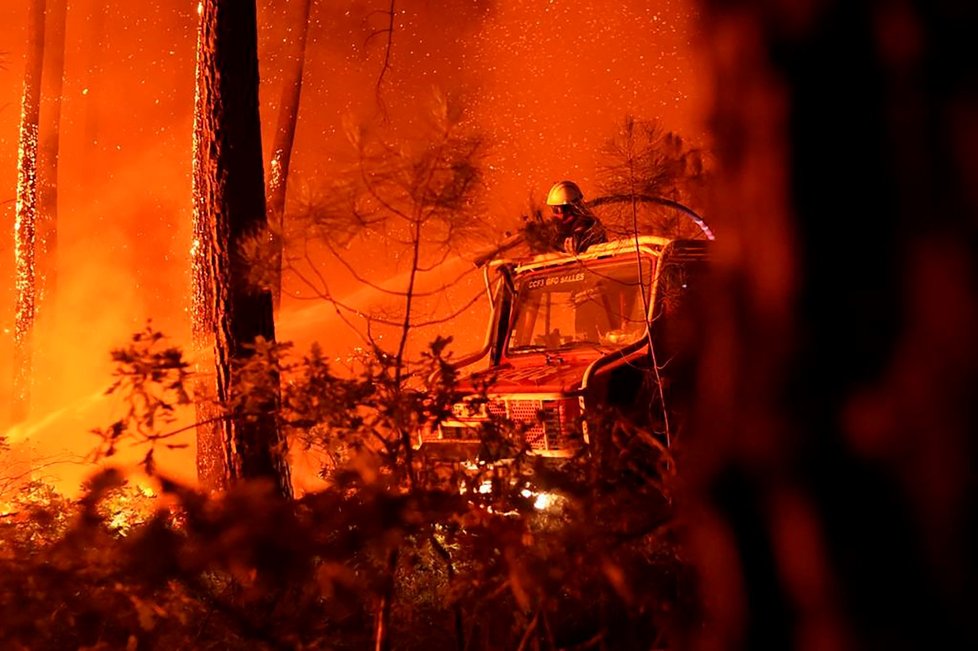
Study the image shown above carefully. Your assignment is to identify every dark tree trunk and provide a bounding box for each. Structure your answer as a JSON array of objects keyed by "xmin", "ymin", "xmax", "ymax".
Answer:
[
  {"xmin": 12, "ymin": 0, "xmax": 47, "ymax": 423},
  {"xmin": 687, "ymin": 1, "xmax": 978, "ymax": 650},
  {"xmin": 36, "ymin": 0, "xmax": 67, "ymax": 314},
  {"xmin": 32, "ymin": 0, "xmax": 68, "ymax": 408},
  {"xmin": 192, "ymin": 0, "xmax": 292, "ymax": 498},
  {"xmin": 266, "ymin": 0, "xmax": 313, "ymax": 310}
]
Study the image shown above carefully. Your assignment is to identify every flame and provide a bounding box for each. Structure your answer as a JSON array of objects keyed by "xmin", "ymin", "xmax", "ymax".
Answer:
[{"xmin": 0, "ymin": 0, "xmax": 707, "ymax": 490}]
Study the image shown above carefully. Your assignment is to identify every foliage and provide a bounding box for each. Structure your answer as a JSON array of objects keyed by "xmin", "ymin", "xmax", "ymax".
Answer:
[
  {"xmin": 594, "ymin": 115, "xmax": 711, "ymax": 240},
  {"xmin": 89, "ymin": 323, "xmax": 192, "ymax": 472},
  {"xmin": 519, "ymin": 203, "xmax": 560, "ymax": 255},
  {"xmin": 0, "ymin": 328, "xmax": 703, "ymax": 650},
  {"xmin": 281, "ymin": 93, "xmax": 492, "ymax": 363}
]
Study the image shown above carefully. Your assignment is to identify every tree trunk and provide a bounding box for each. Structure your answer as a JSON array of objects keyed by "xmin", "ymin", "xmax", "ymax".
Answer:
[
  {"xmin": 687, "ymin": 2, "xmax": 978, "ymax": 649},
  {"xmin": 36, "ymin": 0, "xmax": 66, "ymax": 314},
  {"xmin": 12, "ymin": 0, "xmax": 47, "ymax": 423},
  {"xmin": 32, "ymin": 0, "xmax": 68, "ymax": 407},
  {"xmin": 266, "ymin": 0, "xmax": 313, "ymax": 311},
  {"xmin": 192, "ymin": 0, "xmax": 292, "ymax": 498}
]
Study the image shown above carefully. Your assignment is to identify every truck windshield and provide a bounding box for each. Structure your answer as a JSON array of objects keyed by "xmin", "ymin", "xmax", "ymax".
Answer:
[{"xmin": 507, "ymin": 259, "xmax": 655, "ymax": 354}]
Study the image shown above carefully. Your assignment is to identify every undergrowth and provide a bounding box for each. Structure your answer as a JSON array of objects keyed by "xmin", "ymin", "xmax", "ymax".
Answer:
[{"xmin": 0, "ymin": 326, "xmax": 701, "ymax": 650}]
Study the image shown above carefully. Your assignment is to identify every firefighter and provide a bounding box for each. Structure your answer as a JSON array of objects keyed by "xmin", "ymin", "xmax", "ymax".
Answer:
[
  {"xmin": 544, "ymin": 180, "xmax": 607, "ymax": 254},
  {"xmin": 477, "ymin": 181, "xmax": 608, "ymax": 265}
]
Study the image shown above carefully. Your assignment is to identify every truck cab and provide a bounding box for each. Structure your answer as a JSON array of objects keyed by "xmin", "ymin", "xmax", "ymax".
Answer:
[{"xmin": 417, "ymin": 235, "xmax": 709, "ymax": 460}]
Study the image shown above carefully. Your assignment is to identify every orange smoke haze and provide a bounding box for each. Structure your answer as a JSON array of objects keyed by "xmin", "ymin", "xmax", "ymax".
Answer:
[{"xmin": 0, "ymin": 0, "xmax": 711, "ymax": 494}]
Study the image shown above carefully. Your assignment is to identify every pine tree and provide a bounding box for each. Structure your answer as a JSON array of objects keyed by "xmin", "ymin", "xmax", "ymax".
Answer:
[{"xmin": 192, "ymin": 0, "xmax": 292, "ymax": 498}]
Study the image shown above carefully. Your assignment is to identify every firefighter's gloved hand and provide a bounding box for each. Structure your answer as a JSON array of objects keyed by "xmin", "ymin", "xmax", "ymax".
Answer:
[{"xmin": 563, "ymin": 236, "xmax": 576, "ymax": 254}]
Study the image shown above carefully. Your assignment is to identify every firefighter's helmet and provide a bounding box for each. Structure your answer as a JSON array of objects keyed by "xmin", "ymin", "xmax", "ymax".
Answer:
[{"xmin": 546, "ymin": 180, "xmax": 584, "ymax": 207}]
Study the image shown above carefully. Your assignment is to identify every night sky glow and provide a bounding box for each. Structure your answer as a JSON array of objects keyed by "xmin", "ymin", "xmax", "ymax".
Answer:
[{"xmin": 0, "ymin": 0, "xmax": 710, "ymax": 489}]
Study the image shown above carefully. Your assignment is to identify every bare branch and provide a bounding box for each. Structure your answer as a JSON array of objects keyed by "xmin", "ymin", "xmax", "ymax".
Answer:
[
  {"xmin": 367, "ymin": 0, "xmax": 397, "ymax": 120},
  {"xmin": 406, "ymin": 287, "xmax": 486, "ymax": 329}
]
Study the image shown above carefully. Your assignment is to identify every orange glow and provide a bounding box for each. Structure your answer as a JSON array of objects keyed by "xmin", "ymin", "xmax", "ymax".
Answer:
[{"xmin": 0, "ymin": 1, "xmax": 711, "ymax": 496}]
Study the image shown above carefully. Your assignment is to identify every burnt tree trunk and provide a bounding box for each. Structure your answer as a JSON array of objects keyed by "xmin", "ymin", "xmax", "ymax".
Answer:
[
  {"xmin": 31, "ymin": 0, "xmax": 68, "ymax": 409},
  {"xmin": 686, "ymin": 2, "xmax": 978, "ymax": 650},
  {"xmin": 266, "ymin": 0, "xmax": 313, "ymax": 310},
  {"xmin": 36, "ymin": 0, "xmax": 66, "ymax": 314},
  {"xmin": 192, "ymin": 0, "xmax": 292, "ymax": 498},
  {"xmin": 12, "ymin": 0, "xmax": 47, "ymax": 423}
]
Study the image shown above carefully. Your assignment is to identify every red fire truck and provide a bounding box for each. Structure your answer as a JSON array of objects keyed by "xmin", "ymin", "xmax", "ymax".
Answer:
[{"xmin": 416, "ymin": 233, "xmax": 710, "ymax": 460}]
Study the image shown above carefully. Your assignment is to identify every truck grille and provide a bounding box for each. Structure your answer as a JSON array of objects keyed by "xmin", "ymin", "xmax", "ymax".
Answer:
[{"xmin": 433, "ymin": 397, "xmax": 579, "ymax": 453}]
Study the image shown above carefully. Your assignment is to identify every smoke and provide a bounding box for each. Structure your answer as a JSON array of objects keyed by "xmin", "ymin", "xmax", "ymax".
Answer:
[{"xmin": 0, "ymin": 0, "xmax": 710, "ymax": 490}]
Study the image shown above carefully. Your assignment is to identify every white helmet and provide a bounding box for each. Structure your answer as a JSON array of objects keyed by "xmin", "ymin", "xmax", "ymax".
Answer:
[{"xmin": 546, "ymin": 180, "xmax": 584, "ymax": 207}]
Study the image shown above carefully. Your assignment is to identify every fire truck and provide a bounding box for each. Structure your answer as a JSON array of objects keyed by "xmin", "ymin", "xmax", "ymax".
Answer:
[{"xmin": 416, "ymin": 231, "xmax": 711, "ymax": 461}]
